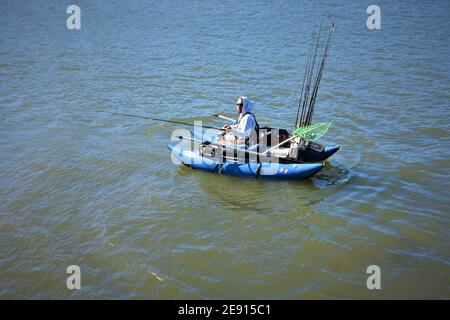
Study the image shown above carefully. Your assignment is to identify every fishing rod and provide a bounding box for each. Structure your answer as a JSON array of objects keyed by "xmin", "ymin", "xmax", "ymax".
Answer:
[
  {"xmin": 305, "ymin": 22, "xmax": 335, "ymax": 126},
  {"xmin": 111, "ymin": 112, "xmax": 224, "ymax": 131},
  {"xmin": 299, "ymin": 24, "xmax": 322, "ymax": 126},
  {"xmin": 295, "ymin": 29, "xmax": 315, "ymax": 128},
  {"xmin": 298, "ymin": 24, "xmax": 322, "ymax": 128}
]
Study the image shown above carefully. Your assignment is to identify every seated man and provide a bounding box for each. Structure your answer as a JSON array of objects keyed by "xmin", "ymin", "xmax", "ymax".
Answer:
[{"xmin": 221, "ymin": 96, "xmax": 259, "ymax": 145}]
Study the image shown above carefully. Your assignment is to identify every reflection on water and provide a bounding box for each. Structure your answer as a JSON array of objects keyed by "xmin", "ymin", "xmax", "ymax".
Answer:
[
  {"xmin": 313, "ymin": 162, "xmax": 353, "ymax": 188},
  {"xmin": 196, "ymin": 172, "xmax": 323, "ymax": 215}
]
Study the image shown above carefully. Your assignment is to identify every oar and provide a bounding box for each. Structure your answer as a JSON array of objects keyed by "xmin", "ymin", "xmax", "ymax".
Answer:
[
  {"xmin": 213, "ymin": 114, "xmax": 236, "ymax": 123},
  {"xmin": 176, "ymin": 136, "xmax": 287, "ymax": 162},
  {"xmin": 111, "ymin": 112, "xmax": 224, "ymax": 131},
  {"xmin": 176, "ymin": 136, "xmax": 253, "ymax": 152},
  {"xmin": 261, "ymin": 136, "xmax": 298, "ymax": 155},
  {"xmin": 176, "ymin": 136, "xmax": 266, "ymax": 157}
]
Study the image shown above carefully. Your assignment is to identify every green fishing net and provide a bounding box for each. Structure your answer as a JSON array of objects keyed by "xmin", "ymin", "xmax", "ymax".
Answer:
[{"xmin": 292, "ymin": 122, "xmax": 332, "ymax": 141}]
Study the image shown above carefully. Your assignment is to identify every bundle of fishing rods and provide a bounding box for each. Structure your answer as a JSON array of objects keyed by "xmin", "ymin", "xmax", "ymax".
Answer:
[{"xmin": 295, "ymin": 22, "xmax": 335, "ymax": 129}]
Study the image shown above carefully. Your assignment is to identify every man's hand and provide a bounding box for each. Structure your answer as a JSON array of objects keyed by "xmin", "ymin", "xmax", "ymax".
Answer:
[{"xmin": 222, "ymin": 125, "xmax": 231, "ymax": 131}]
